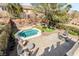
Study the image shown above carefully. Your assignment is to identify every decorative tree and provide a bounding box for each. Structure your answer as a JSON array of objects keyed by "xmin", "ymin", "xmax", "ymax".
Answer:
[
  {"xmin": 5, "ymin": 3, "xmax": 23, "ymax": 18},
  {"xmin": 33, "ymin": 3, "xmax": 72, "ymax": 28}
]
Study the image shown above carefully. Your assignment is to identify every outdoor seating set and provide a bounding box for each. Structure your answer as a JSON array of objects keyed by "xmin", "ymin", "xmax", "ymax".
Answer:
[
  {"xmin": 58, "ymin": 30, "xmax": 72, "ymax": 42},
  {"xmin": 17, "ymin": 39, "xmax": 39, "ymax": 56}
]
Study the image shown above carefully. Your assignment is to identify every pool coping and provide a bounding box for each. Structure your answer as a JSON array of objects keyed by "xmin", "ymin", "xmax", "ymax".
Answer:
[{"xmin": 14, "ymin": 28, "xmax": 42, "ymax": 40}]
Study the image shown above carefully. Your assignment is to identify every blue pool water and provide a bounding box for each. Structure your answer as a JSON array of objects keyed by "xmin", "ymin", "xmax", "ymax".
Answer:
[{"xmin": 18, "ymin": 29, "xmax": 38, "ymax": 38}]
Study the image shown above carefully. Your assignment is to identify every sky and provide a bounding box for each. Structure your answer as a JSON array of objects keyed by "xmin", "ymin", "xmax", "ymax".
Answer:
[{"xmin": 71, "ymin": 3, "xmax": 79, "ymax": 11}]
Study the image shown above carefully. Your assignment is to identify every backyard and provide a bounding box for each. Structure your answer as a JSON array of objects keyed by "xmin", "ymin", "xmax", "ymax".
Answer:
[{"xmin": 0, "ymin": 3, "xmax": 79, "ymax": 56}]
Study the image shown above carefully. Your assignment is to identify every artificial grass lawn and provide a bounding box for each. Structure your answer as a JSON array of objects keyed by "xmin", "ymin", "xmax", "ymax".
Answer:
[
  {"xmin": 43, "ymin": 27, "xmax": 54, "ymax": 32},
  {"xmin": 35, "ymin": 25, "xmax": 54, "ymax": 32}
]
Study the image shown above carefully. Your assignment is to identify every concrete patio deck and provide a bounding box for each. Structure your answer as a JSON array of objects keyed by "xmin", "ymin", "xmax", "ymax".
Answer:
[
  {"xmin": 8, "ymin": 30, "xmax": 76, "ymax": 56},
  {"xmin": 27, "ymin": 30, "xmax": 75, "ymax": 56}
]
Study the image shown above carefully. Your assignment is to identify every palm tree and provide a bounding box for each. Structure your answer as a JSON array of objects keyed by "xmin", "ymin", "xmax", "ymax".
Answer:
[
  {"xmin": 5, "ymin": 3, "xmax": 23, "ymax": 18},
  {"xmin": 33, "ymin": 3, "xmax": 72, "ymax": 28}
]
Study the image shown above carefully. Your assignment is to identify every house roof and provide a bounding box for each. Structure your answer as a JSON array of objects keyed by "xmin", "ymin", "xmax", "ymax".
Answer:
[{"xmin": 21, "ymin": 3, "xmax": 33, "ymax": 10}]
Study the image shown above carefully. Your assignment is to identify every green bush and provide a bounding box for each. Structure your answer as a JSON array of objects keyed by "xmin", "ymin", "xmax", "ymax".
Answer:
[
  {"xmin": 0, "ymin": 31, "xmax": 8, "ymax": 50},
  {"xmin": 68, "ymin": 30, "xmax": 78, "ymax": 36},
  {"xmin": 0, "ymin": 23, "xmax": 11, "ymax": 55},
  {"xmin": 43, "ymin": 27, "xmax": 54, "ymax": 32},
  {"xmin": 35, "ymin": 25, "xmax": 54, "ymax": 32},
  {"xmin": 57, "ymin": 23, "xmax": 79, "ymax": 36}
]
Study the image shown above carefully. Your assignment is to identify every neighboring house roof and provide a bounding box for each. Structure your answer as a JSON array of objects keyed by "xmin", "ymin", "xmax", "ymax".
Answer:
[
  {"xmin": 0, "ymin": 8, "xmax": 3, "ymax": 11},
  {"xmin": 0, "ymin": 3, "xmax": 7, "ymax": 7},
  {"xmin": 21, "ymin": 3, "xmax": 33, "ymax": 10},
  {"xmin": 0, "ymin": 11, "xmax": 10, "ymax": 18}
]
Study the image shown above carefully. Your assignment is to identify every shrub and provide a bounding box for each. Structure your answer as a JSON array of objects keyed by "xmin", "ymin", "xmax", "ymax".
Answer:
[
  {"xmin": 0, "ymin": 22, "xmax": 11, "ymax": 55},
  {"xmin": 35, "ymin": 25, "xmax": 54, "ymax": 32},
  {"xmin": 68, "ymin": 30, "xmax": 78, "ymax": 36},
  {"xmin": 0, "ymin": 31, "xmax": 8, "ymax": 50},
  {"xmin": 57, "ymin": 23, "xmax": 79, "ymax": 36}
]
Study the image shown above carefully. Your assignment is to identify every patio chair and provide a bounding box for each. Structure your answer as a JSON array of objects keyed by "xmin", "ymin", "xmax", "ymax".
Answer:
[
  {"xmin": 58, "ymin": 32, "xmax": 63, "ymax": 39},
  {"xmin": 31, "ymin": 47, "xmax": 39, "ymax": 56},
  {"xmin": 63, "ymin": 30, "xmax": 68, "ymax": 36},
  {"xmin": 18, "ymin": 39, "xmax": 28, "ymax": 48},
  {"xmin": 65, "ymin": 37, "xmax": 72, "ymax": 42},
  {"xmin": 58, "ymin": 30, "xmax": 69, "ymax": 41},
  {"xmin": 17, "ymin": 43, "xmax": 35, "ymax": 56},
  {"xmin": 58, "ymin": 32, "xmax": 65, "ymax": 41},
  {"xmin": 22, "ymin": 43, "xmax": 35, "ymax": 50}
]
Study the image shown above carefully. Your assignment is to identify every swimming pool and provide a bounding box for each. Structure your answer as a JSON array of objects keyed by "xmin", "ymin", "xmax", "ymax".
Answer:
[
  {"xmin": 15, "ymin": 28, "xmax": 41, "ymax": 40},
  {"xmin": 19, "ymin": 29, "xmax": 38, "ymax": 37}
]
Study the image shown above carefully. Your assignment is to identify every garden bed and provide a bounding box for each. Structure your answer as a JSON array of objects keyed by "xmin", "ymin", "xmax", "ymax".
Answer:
[
  {"xmin": 57, "ymin": 23, "xmax": 79, "ymax": 36},
  {"xmin": 35, "ymin": 25, "xmax": 55, "ymax": 32}
]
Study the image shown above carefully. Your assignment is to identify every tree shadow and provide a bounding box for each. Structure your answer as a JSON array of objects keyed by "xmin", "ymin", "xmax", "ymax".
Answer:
[
  {"xmin": 6, "ymin": 19, "xmax": 19, "ymax": 56},
  {"xmin": 41, "ymin": 39, "xmax": 75, "ymax": 56}
]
